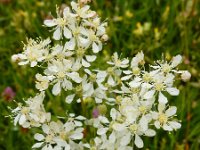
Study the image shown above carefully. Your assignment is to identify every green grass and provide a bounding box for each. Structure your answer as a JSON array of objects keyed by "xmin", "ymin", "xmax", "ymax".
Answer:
[{"xmin": 0, "ymin": 0, "xmax": 200, "ymax": 149}]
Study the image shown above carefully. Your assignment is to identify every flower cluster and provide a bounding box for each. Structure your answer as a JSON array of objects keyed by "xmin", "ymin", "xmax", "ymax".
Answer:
[{"xmin": 10, "ymin": 0, "xmax": 190, "ymax": 149}]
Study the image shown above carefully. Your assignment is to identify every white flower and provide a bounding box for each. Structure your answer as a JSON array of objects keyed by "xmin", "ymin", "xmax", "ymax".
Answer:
[
  {"xmin": 44, "ymin": 59, "xmax": 82, "ymax": 95},
  {"xmin": 131, "ymin": 51, "xmax": 144, "ymax": 67},
  {"xmin": 152, "ymin": 103, "xmax": 181, "ymax": 131},
  {"xmin": 12, "ymin": 38, "xmax": 50, "ymax": 67},
  {"xmin": 12, "ymin": 92, "xmax": 50, "ymax": 128},
  {"xmin": 44, "ymin": 7, "xmax": 75, "ymax": 40},
  {"xmin": 71, "ymin": 1, "xmax": 96, "ymax": 18},
  {"xmin": 35, "ymin": 73, "xmax": 51, "ymax": 91},
  {"xmin": 107, "ymin": 52, "xmax": 129, "ymax": 68}
]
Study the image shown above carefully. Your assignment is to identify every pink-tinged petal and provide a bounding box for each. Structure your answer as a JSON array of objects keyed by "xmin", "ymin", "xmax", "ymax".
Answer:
[
  {"xmin": 53, "ymin": 27, "xmax": 61, "ymax": 40},
  {"xmin": 92, "ymin": 108, "xmax": 99, "ymax": 118},
  {"xmin": 2, "ymin": 86, "xmax": 16, "ymax": 101}
]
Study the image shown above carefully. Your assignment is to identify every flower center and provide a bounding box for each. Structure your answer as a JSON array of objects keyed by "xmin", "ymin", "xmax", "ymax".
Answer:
[
  {"xmin": 162, "ymin": 64, "xmax": 171, "ymax": 73},
  {"xmin": 132, "ymin": 67, "xmax": 140, "ymax": 75},
  {"xmin": 56, "ymin": 18, "xmax": 66, "ymax": 27},
  {"xmin": 158, "ymin": 113, "xmax": 168, "ymax": 125},
  {"xmin": 129, "ymin": 124, "xmax": 138, "ymax": 134},
  {"xmin": 155, "ymin": 82, "xmax": 164, "ymax": 91}
]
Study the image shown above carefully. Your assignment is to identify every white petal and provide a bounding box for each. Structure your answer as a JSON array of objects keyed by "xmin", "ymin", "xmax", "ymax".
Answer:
[
  {"xmin": 109, "ymin": 131, "xmax": 116, "ymax": 143},
  {"xmin": 108, "ymin": 75, "xmax": 115, "ymax": 86},
  {"xmin": 120, "ymin": 133, "xmax": 131, "ymax": 146},
  {"xmin": 34, "ymin": 133, "xmax": 45, "ymax": 141},
  {"xmin": 171, "ymin": 55, "xmax": 182, "ymax": 67},
  {"xmin": 99, "ymin": 116, "xmax": 109, "ymax": 124},
  {"xmin": 14, "ymin": 114, "xmax": 20, "ymax": 126},
  {"xmin": 42, "ymin": 124, "xmax": 49, "ymax": 134},
  {"xmin": 158, "ymin": 92, "xmax": 168, "ymax": 104},
  {"xmin": 64, "ymin": 38, "xmax": 75, "ymax": 50},
  {"xmin": 70, "ymin": 132, "xmax": 83, "ymax": 139},
  {"xmin": 85, "ymin": 55, "xmax": 96, "ymax": 62},
  {"xmin": 76, "ymin": 116, "xmax": 86, "ymax": 120},
  {"xmin": 62, "ymin": 79, "xmax": 72, "ymax": 90},
  {"xmin": 154, "ymin": 121, "xmax": 160, "ymax": 129},
  {"xmin": 19, "ymin": 115, "xmax": 26, "ymax": 125},
  {"xmin": 65, "ymin": 94, "xmax": 75, "ymax": 104},
  {"xmin": 110, "ymin": 108, "xmax": 117, "ymax": 120},
  {"xmin": 135, "ymin": 135, "xmax": 144, "ymax": 148},
  {"xmin": 145, "ymin": 129, "xmax": 156, "ymax": 137},
  {"xmin": 144, "ymin": 90, "xmax": 155, "ymax": 99},
  {"xmin": 112, "ymin": 123, "xmax": 125, "ymax": 131},
  {"xmin": 52, "ymin": 82, "xmax": 61, "ymax": 95},
  {"xmin": 32, "ymin": 142, "xmax": 44, "ymax": 148},
  {"xmin": 139, "ymin": 116, "xmax": 148, "ymax": 131},
  {"xmin": 121, "ymin": 75, "xmax": 132, "ymax": 81},
  {"xmin": 92, "ymin": 42, "xmax": 100, "ymax": 53},
  {"xmin": 64, "ymin": 26, "xmax": 72, "ymax": 39},
  {"xmin": 168, "ymin": 121, "xmax": 181, "ymax": 129},
  {"xmin": 97, "ymin": 127, "xmax": 108, "ymax": 135},
  {"xmin": 44, "ymin": 20, "xmax": 56, "ymax": 27},
  {"xmin": 67, "ymin": 72, "xmax": 82, "ymax": 83},
  {"xmin": 18, "ymin": 61, "xmax": 29, "ymax": 66},
  {"xmin": 165, "ymin": 106, "xmax": 177, "ymax": 117},
  {"xmin": 166, "ymin": 88, "xmax": 179, "ymax": 96},
  {"xmin": 82, "ymin": 58, "xmax": 90, "ymax": 67},
  {"xmin": 163, "ymin": 124, "xmax": 173, "ymax": 131},
  {"xmin": 31, "ymin": 61, "xmax": 37, "ymax": 67},
  {"xmin": 129, "ymin": 80, "xmax": 141, "ymax": 88},
  {"xmin": 53, "ymin": 27, "xmax": 61, "ymax": 40}
]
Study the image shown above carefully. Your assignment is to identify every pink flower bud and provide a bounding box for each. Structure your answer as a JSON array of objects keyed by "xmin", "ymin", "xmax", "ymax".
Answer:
[
  {"xmin": 2, "ymin": 86, "xmax": 16, "ymax": 101},
  {"xmin": 92, "ymin": 108, "xmax": 99, "ymax": 118}
]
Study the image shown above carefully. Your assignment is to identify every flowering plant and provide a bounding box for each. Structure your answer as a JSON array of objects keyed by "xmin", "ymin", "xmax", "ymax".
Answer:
[{"xmin": 10, "ymin": 0, "xmax": 191, "ymax": 149}]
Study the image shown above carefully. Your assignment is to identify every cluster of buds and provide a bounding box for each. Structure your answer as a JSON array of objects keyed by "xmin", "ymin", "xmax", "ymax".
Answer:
[{"xmin": 10, "ymin": 0, "xmax": 190, "ymax": 149}]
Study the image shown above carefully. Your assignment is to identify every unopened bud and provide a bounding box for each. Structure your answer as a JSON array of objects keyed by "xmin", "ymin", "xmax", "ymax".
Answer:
[
  {"xmin": 97, "ymin": 104, "xmax": 107, "ymax": 115},
  {"xmin": 181, "ymin": 71, "xmax": 191, "ymax": 82},
  {"xmin": 101, "ymin": 34, "xmax": 109, "ymax": 41}
]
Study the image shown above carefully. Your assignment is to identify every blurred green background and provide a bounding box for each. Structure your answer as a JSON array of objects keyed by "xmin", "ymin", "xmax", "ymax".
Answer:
[{"xmin": 0, "ymin": 0, "xmax": 200, "ymax": 149}]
